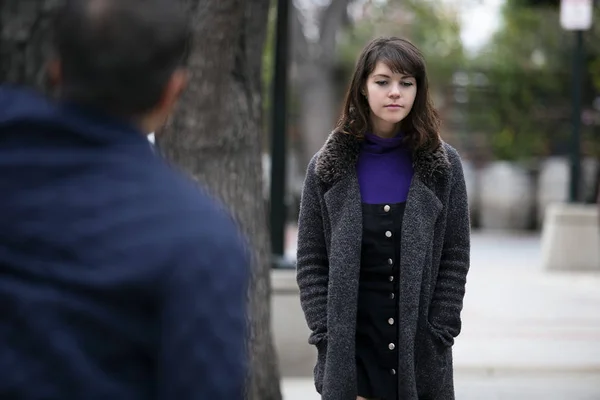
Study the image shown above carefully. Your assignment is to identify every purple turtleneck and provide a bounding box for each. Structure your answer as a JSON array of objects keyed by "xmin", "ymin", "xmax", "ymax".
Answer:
[{"xmin": 356, "ymin": 132, "xmax": 414, "ymax": 204}]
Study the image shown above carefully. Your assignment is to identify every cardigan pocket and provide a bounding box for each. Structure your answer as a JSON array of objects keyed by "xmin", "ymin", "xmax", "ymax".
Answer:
[
  {"xmin": 313, "ymin": 337, "xmax": 328, "ymax": 394},
  {"xmin": 415, "ymin": 324, "xmax": 451, "ymax": 399}
]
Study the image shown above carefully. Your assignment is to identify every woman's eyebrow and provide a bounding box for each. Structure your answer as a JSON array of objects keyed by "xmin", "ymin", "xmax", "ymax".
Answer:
[{"xmin": 372, "ymin": 73, "xmax": 415, "ymax": 79}]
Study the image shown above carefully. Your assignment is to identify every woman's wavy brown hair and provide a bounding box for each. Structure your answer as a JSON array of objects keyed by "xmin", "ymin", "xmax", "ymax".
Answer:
[{"xmin": 335, "ymin": 36, "xmax": 441, "ymax": 154}]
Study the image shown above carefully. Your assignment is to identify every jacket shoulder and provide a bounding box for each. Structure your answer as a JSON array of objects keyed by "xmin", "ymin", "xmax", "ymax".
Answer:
[
  {"xmin": 441, "ymin": 142, "xmax": 461, "ymax": 164},
  {"xmin": 307, "ymin": 151, "xmax": 320, "ymax": 174},
  {"xmin": 441, "ymin": 142, "xmax": 464, "ymax": 177},
  {"xmin": 304, "ymin": 151, "xmax": 324, "ymax": 185}
]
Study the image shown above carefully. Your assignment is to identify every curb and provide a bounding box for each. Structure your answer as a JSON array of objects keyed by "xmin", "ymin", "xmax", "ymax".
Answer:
[{"xmin": 454, "ymin": 366, "xmax": 600, "ymax": 375}]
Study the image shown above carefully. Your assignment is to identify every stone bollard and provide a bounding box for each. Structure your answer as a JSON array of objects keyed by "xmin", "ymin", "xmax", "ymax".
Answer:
[
  {"xmin": 541, "ymin": 203, "xmax": 600, "ymax": 271},
  {"xmin": 479, "ymin": 161, "xmax": 534, "ymax": 230},
  {"xmin": 537, "ymin": 157, "xmax": 569, "ymax": 227}
]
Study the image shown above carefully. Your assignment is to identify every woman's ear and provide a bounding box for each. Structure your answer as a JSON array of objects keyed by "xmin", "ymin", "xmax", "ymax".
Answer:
[{"xmin": 47, "ymin": 58, "xmax": 62, "ymax": 89}]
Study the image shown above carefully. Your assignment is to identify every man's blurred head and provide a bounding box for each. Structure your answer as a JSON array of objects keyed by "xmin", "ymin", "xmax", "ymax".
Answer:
[{"xmin": 50, "ymin": 0, "xmax": 191, "ymax": 132}]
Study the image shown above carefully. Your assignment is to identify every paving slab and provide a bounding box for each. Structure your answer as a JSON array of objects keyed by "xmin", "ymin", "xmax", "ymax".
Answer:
[{"xmin": 456, "ymin": 262, "xmax": 600, "ymax": 372}]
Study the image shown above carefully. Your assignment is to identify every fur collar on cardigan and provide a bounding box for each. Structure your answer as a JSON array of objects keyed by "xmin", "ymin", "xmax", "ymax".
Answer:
[{"xmin": 315, "ymin": 130, "xmax": 450, "ymax": 186}]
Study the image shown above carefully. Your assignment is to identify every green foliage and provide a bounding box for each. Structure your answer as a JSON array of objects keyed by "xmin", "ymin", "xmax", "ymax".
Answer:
[
  {"xmin": 465, "ymin": 2, "xmax": 600, "ymax": 160},
  {"xmin": 260, "ymin": 0, "xmax": 600, "ymax": 160}
]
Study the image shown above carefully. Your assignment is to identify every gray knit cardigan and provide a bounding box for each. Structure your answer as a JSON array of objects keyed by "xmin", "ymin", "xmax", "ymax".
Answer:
[{"xmin": 296, "ymin": 130, "xmax": 471, "ymax": 400}]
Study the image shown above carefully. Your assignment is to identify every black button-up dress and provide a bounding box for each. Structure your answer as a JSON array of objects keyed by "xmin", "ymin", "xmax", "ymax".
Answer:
[{"xmin": 356, "ymin": 202, "xmax": 405, "ymax": 400}]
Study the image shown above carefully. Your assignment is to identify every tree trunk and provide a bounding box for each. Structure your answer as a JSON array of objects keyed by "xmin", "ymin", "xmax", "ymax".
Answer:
[
  {"xmin": 0, "ymin": 0, "xmax": 58, "ymax": 90},
  {"xmin": 157, "ymin": 1, "xmax": 282, "ymax": 399}
]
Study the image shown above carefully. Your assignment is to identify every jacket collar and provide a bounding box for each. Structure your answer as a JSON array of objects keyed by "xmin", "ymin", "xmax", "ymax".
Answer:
[{"xmin": 315, "ymin": 130, "xmax": 450, "ymax": 187}]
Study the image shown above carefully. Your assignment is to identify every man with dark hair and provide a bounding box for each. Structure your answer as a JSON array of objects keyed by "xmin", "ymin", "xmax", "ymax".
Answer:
[
  {"xmin": 0, "ymin": 0, "xmax": 249, "ymax": 399},
  {"xmin": 51, "ymin": 0, "xmax": 191, "ymax": 118}
]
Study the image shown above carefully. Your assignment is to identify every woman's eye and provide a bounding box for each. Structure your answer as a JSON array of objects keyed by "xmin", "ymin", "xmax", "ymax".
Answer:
[
  {"xmin": 375, "ymin": 81, "xmax": 388, "ymax": 86},
  {"xmin": 401, "ymin": 81, "xmax": 414, "ymax": 87}
]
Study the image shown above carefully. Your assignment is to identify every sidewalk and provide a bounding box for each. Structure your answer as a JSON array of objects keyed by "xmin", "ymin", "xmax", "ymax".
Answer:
[
  {"xmin": 281, "ymin": 373, "xmax": 600, "ymax": 400},
  {"xmin": 455, "ymin": 231, "xmax": 600, "ymax": 373},
  {"xmin": 277, "ymin": 228, "xmax": 600, "ymax": 399}
]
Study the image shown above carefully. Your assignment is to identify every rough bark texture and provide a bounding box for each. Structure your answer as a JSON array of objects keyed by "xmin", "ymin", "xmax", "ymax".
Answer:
[
  {"xmin": 157, "ymin": 1, "xmax": 281, "ymax": 399},
  {"xmin": 0, "ymin": 0, "xmax": 60, "ymax": 89}
]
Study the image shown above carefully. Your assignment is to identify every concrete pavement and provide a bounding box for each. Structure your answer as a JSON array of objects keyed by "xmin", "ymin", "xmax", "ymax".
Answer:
[
  {"xmin": 274, "ymin": 228, "xmax": 600, "ymax": 399},
  {"xmin": 455, "ymin": 231, "xmax": 600, "ymax": 373},
  {"xmin": 281, "ymin": 373, "xmax": 600, "ymax": 400}
]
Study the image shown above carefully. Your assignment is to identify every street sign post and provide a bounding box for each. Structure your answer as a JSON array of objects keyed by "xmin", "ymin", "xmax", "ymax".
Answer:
[{"xmin": 560, "ymin": 0, "xmax": 593, "ymax": 202}]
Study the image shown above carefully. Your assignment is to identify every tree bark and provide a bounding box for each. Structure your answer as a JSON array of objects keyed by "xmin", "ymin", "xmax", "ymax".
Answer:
[
  {"xmin": 157, "ymin": 1, "xmax": 282, "ymax": 399},
  {"xmin": 0, "ymin": 0, "xmax": 59, "ymax": 89}
]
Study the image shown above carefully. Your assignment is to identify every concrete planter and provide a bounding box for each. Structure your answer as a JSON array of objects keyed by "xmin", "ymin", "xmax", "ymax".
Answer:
[
  {"xmin": 537, "ymin": 157, "xmax": 569, "ymax": 226},
  {"xmin": 271, "ymin": 270, "xmax": 315, "ymax": 377},
  {"xmin": 541, "ymin": 203, "xmax": 600, "ymax": 271},
  {"xmin": 479, "ymin": 161, "xmax": 534, "ymax": 230},
  {"xmin": 537, "ymin": 157, "xmax": 600, "ymax": 226}
]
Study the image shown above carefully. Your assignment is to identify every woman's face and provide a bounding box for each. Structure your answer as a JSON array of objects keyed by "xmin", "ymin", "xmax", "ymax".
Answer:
[{"xmin": 364, "ymin": 61, "xmax": 417, "ymax": 137}]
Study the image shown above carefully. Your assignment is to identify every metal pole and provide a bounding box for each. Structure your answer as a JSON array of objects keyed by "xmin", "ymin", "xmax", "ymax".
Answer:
[
  {"xmin": 269, "ymin": 0, "xmax": 290, "ymax": 267},
  {"xmin": 569, "ymin": 30, "xmax": 583, "ymax": 203}
]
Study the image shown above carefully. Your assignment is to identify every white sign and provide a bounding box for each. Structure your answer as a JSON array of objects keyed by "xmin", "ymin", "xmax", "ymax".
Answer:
[{"xmin": 560, "ymin": 0, "xmax": 593, "ymax": 31}]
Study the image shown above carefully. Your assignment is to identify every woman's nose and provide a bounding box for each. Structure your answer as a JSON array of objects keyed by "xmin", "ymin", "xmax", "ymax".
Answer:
[{"xmin": 389, "ymin": 86, "xmax": 401, "ymax": 98}]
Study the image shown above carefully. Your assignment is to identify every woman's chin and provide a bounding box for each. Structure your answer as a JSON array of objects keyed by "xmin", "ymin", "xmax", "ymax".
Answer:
[{"xmin": 382, "ymin": 117, "xmax": 405, "ymax": 125}]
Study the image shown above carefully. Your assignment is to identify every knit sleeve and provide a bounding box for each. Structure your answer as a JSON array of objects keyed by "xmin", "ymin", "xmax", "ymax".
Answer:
[
  {"xmin": 296, "ymin": 153, "xmax": 329, "ymax": 346},
  {"xmin": 429, "ymin": 145, "xmax": 471, "ymax": 347}
]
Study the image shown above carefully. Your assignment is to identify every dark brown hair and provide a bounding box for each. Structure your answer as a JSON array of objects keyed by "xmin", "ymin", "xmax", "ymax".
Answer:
[
  {"xmin": 54, "ymin": 0, "xmax": 191, "ymax": 117},
  {"xmin": 335, "ymin": 37, "xmax": 441, "ymax": 154}
]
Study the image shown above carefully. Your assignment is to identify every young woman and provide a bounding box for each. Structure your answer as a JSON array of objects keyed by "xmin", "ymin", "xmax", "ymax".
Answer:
[{"xmin": 296, "ymin": 37, "xmax": 471, "ymax": 400}]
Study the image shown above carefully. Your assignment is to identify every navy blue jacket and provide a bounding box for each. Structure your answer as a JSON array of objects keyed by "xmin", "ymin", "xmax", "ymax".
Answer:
[{"xmin": 0, "ymin": 86, "xmax": 249, "ymax": 399}]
